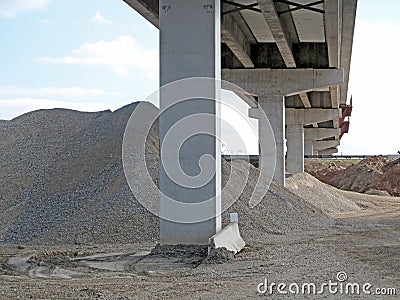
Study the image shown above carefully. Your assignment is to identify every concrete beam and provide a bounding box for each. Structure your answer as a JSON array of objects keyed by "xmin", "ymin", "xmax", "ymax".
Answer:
[
  {"xmin": 340, "ymin": 0, "xmax": 358, "ymax": 105},
  {"xmin": 257, "ymin": 0, "xmax": 296, "ymax": 67},
  {"xmin": 313, "ymin": 140, "xmax": 340, "ymax": 150},
  {"xmin": 299, "ymin": 92, "xmax": 312, "ymax": 108},
  {"xmin": 222, "ymin": 2, "xmax": 257, "ymax": 44},
  {"xmin": 318, "ymin": 148, "xmax": 339, "ymax": 156},
  {"xmin": 304, "ymin": 128, "xmax": 341, "ymax": 140},
  {"xmin": 123, "ymin": 0, "xmax": 159, "ymax": 28},
  {"xmin": 286, "ymin": 108, "xmax": 341, "ymax": 125},
  {"xmin": 325, "ymin": 0, "xmax": 342, "ymax": 108},
  {"xmin": 221, "ymin": 14, "xmax": 254, "ymax": 68},
  {"xmin": 325, "ymin": 0, "xmax": 341, "ymax": 69},
  {"xmin": 222, "ymin": 68, "xmax": 344, "ymax": 96},
  {"xmin": 256, "ymin": 1, "xmax": 311, "ymax": 107}
]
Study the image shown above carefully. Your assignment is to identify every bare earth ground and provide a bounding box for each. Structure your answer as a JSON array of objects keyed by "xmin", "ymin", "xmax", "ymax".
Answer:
[
  {"xmin": 1, "ymin": 109, "xmax": 399, "ymax": 299},
  {"xmin": 1, "ymin": 195, "xmax": 399, "ymax": 300}
]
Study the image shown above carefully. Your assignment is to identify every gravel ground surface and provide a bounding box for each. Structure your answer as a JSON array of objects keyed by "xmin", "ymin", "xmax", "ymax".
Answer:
[
  {"xmin": 1, "ymin": 105, "xmax": 399, "ymax": 299},
  {"xmin": 0, "ymin": 104, "xmax": 330, "ymax": 246}
]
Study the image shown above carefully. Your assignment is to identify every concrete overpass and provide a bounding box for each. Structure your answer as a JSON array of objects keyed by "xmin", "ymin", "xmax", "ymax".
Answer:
[{"xmin": 123, "ymin": 0, "xmax": 358, "ymax": 245}]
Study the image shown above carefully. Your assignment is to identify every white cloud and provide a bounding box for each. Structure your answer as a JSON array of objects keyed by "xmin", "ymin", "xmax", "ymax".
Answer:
[
  {"xmin": 342, "ymin": 21, "xmax": 400, "ymax": 155},
  {"xmin": 0, "ymin": 0, "xmax": 49, "ymax": 17},
  {"xmin": 0, "ymin": 86, "xmax": 123, "ymax": 99},
  {"xmin": 93, "ymin": 11, "xmax": 112, "ymax": 25},
  {"xmin": 40, "ymin": 18, "xmax": 53, "ymax": 25},
  {"xmin": 37, "ymin": 36, "xmax": 158, "ymax": 78},
  {"xmin": 0, "ymin": 98, "xmax": 118, "ymax": 120}
]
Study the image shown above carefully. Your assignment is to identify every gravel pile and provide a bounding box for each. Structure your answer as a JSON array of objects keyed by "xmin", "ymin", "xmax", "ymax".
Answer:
[
  {"xmin": 286, "ymin": 173, "xmax": 361, "ymax": 217},
  {"xmin": 0, "ymin": 103, "xmax": 331, "ymax": 246}
]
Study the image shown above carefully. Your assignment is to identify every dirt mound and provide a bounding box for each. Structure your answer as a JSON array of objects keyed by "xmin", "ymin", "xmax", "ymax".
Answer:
[
  {"xmin": 0, "ymin": 103, "xmax": 330, "ymax": 246},
  {"xmin": 382, "ymin": 158, "xmax": 400, "ymax": 172},
  {"xmin": 306, "ymin": 157, "xmax": 399, "ymax": 196},
  {"xmin": 286, "ymin": 173, "xmax": 361, "ymax": 217},
  {"xmin": 305, "ymin": 160, "xmax": 349, "ymax": 179},
  {"xmin": 374, "ymin": 164, "xmax": 400, "ymax": 196}
]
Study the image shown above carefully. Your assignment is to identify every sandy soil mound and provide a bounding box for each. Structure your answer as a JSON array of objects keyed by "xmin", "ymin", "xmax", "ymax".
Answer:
[
  {"xmin": 286, "ymin": 173, "xmax": 361, "ymax": 217},
  {"xmin": 374, "ymin": 164, "xmax": 400, "ymax": 196},
  {"xmin": 305, "ymin": 157, "xmax": 400, "ymax": 196},
  {"xmin": 0, "ymin": 103, "xmax": 330, "ymax": 246}
]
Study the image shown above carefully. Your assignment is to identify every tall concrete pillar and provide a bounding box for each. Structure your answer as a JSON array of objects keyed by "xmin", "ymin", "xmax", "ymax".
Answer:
[
  {"xmin": 159, "ymin": 0, "xmax": 221, "ymax": 245},
  {"xmin": 259, "ymin": 95, "xmax": 285, "ymax": 185},
  {"xmin": 287, "ymin": 124, "xmax": 304, "ymax": 174},
  {"xmin": 304, "ymin": 138, "xmax": 314, "ymax": 156}
]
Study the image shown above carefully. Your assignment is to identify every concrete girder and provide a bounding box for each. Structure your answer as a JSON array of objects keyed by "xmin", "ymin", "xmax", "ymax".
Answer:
[
  {"xmin": 286, "ymin": 108, "xmax": 341, "ymax": 126},
  {"xmin": 221, "ymin": 13, "xmax": 254, "ymax": 68},
  {"xmin": 304, "ymin": 128, "xmax": 341, "ymax": 140},
  {"xmin": 221, "ymin": 1, "xmax": 257, "ymax": 44},
  {"xmin": 318, "ymin": 148, "xmax": 339, "ymax": 156},
  {"xmin": 325, "ymin": 0, "xmax": 342, "ymax": 108},
  {"xmin": 325, "ymin": 0, "xmax": 341, "ymax": 69},
  {"xmin": 340, "ymin": 0, "xmax": 358, "ymax": 105},
  {"xmin": 313, "ymin": 140, "xmax": 340, "ymax": 150},
  {"xmin": 257, "ymin": 0, "xmax": 296, "ymax": 68},
  {"xmin": 221, "ymin": 68, "xmax": 344, "ymax": 96},
  {"xmin": 257, "ymin": 0, "xmax": 311, "ymax": 108},
  {"xmin": 299, "ymin": 92, "xmax": 312, "ymax": 108}
]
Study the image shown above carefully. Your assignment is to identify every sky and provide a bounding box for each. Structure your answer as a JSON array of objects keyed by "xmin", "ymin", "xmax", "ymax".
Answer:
[{"xmin": 0, "ymin": 0, "xmax": 399, "ymax": 155}]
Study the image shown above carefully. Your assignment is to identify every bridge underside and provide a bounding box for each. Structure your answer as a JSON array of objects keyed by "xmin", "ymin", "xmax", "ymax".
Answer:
[{"xmin": 123, "ymin": 0, "xmax": 358, "ymax": 244}]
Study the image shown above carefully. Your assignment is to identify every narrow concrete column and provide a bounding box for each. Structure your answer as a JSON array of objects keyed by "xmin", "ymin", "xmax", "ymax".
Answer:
[
  {"xmin": 304, "ymin": 138, "xmax": 314, "ymax": 156},
  {"xmin": 259, "ymin": 95, "xmax": 285, "ymax": 186},
  {"xmin": 159, "ymin": 0, "xmax": 221, "ymax": 245},
  {"xmin": 287, "ymin": 124, "xmax": 304, "ymax": 174}
]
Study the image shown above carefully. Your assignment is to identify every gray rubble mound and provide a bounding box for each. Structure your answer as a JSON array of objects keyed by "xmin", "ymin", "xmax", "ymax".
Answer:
[
  {"xmin": 286, "ymin": 173, "xmax": 362, "ymax": 217},
  {"xmin": 0, "ymin": 102, "xmax": 331, "ymax": 246}
]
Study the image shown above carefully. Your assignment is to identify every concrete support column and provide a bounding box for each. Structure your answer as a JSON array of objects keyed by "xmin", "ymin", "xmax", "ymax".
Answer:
[
  {"xmin": 304, "ymin": 139, "xmax": 314, "ymax": 156},
  {"xmin": 287, "ymin": 124, "xmax": 304, "ymax": 174},
  {"xmin": 159, "ymin": 0, "xmax": 221, "ymax": 245},
  {"xmin": 259, "ymin": 95, "xmax": 285, "ymax": 186}
]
